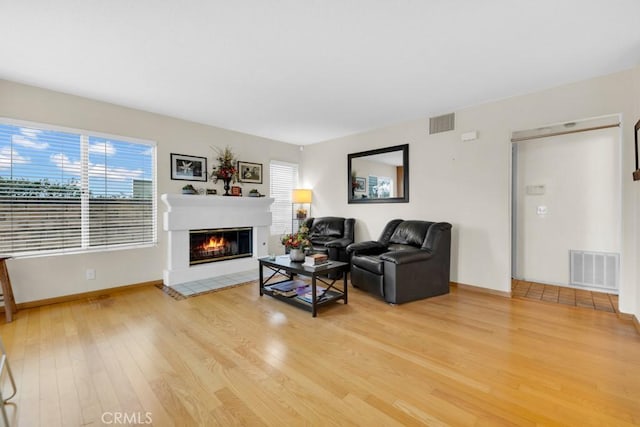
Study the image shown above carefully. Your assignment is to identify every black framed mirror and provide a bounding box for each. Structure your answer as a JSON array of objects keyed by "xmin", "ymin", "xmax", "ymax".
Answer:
[{"xmin": 348, "ymin": 144, "xmax": 409, "ymax": 204}]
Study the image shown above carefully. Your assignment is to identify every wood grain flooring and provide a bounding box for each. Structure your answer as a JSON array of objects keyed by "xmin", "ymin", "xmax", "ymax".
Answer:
[{"xmin": 0, "ymin": 281, "xmax": 639, "ymax": 426}]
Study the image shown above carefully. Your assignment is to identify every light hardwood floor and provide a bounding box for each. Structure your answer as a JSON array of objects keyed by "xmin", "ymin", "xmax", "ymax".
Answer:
[{"xmin": 0, "ymin": 282, "xmax": 639, "ymax": 426}]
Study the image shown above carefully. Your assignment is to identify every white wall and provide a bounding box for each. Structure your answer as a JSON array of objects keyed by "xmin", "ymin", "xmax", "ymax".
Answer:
[
  {"xmin": 515, "ymin": 127, "xmax": 621, "ymax": 286},
  {"xmin": 302, "ymin": 116, "xmax": 512, "ymax": 292},
  {"xmin": 0, "ymin": 79, "xmax": 299, "ymax": 303},
  {"xmin": 302, "ymin": 67, "xmax": 639, "ymax": 315}
]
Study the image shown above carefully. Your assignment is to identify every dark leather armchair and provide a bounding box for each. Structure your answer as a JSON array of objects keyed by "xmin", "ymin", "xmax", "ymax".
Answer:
[
  {"xmin": 347, "ymin": 219, "xmax": 452, "ymax": 304},
  {"xmin": 302, "ymin": 216, "xmax": 355, "ymax": 264}
]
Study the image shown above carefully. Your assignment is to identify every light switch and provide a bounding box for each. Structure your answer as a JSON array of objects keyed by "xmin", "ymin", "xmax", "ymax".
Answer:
[{"xmin": 536, "ymin": 206, "xmax": 548, "ymax": 216}]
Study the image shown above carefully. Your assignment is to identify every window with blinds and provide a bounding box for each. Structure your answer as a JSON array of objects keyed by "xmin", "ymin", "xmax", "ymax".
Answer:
[
  {"xmin": 0, "ymin": 118, "xmax": 157, "ymax": 257},
  {"xmin": 269, "ymin": 160, "xmax": 298, "ymax": 236}
]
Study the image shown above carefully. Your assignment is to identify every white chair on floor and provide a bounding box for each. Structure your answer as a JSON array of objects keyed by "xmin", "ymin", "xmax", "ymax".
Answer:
[{"xmin": 0, "ymin": 338, "xmax": 16, "ymax": 427}]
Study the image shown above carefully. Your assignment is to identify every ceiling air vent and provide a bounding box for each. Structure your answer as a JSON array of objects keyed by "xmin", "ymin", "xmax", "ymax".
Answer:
[{"xmin": 429, "ymin": 113, "xmax": 455, "ymax": 134}]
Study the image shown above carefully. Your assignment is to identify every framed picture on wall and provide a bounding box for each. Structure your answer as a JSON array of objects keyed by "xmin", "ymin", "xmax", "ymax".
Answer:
[
  {"xmin": 355, "ymin": 177, "xmax": 366, "ymax": 192},
  {"xmin": 238, "ymin": 161, "xmax": 263, "ymax": 183},
  {"xmin": 170, "ymin": 153, "xmax": 208, "ymax": 182}
]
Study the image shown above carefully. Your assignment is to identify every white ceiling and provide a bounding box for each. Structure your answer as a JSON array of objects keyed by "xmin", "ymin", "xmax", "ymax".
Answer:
[{"xmin": 2, "ymin": 1, "xmax": 640, "ymax": 145}]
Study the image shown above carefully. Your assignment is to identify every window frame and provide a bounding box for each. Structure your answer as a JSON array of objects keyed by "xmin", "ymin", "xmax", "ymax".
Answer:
[
  {"xmin": 0, "ymin": 117, "xmax": 158, "ymax": 258},
  {"xmin": 269, "ymin": 159, "xmax": 299, "ymax": 236}
]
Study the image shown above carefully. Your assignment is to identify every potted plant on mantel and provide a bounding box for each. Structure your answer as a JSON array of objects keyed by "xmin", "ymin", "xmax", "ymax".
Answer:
[
  {"xmin": 181, "ymin": 184, "xmax": 197, "ymax": 195},
  {"xmin": 210, "ymin": 146, "xmax": 239, "ymax": 196}
]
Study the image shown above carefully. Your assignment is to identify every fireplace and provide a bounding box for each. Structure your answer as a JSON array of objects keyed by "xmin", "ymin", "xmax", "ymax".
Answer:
[
  {"xmin": 161, "ymin": 194, "xmax": 274, "ymax": 286},
  {"xmin": 190, "ymin": 227, "xmax": 253, "ymax": 265}
]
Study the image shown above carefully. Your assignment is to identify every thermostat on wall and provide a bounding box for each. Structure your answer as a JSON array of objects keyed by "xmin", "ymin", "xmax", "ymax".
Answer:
[
  {"xmin": 461, "ymin": 131, "xmax": 478, "ymax": 141},
  {"xmin": 526, "ymin": 184, "xmax": 545, "ymax": 195}
]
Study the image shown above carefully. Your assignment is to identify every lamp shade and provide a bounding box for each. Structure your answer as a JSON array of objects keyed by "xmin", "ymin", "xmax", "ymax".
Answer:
[{"xmin": 292, "ymin": 189, "xmax": 312, "ymax": 204}]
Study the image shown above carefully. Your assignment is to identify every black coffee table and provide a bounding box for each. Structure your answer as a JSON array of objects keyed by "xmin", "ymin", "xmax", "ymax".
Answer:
[{"xmin": 258, "ymin": 255, "xmax": 349, "ymax": 317}]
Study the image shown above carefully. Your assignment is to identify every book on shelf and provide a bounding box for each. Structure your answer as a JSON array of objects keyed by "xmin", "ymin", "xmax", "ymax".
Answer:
[
  {"xmin": 270, "ymin": 289, "xmax": 298, "ymax": 297},
  {"xmin": 296, "ymin": 288, "xmax": 340, "ymax": 304},
  {"xmin": 265, "ymin": 279, "xmax": 306, "ymax": 293},
  {"xmin": 295, "ymin": 285, "xmax": 325, "ymax": 296},
  {"xmin": 300, "ymin": 285, "xmax": 326, "ymax": 297}
]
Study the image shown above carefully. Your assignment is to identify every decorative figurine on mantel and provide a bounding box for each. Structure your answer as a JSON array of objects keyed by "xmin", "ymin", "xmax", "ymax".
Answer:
[{"xmin": 210, "ymin": 146, "xmax": 239, "ymax": 196}]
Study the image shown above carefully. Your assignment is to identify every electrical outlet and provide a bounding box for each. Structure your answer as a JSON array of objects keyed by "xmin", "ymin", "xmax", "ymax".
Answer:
[{"xmin": 86, "ymin": 269, "xmax": 96, "ymax": 280}]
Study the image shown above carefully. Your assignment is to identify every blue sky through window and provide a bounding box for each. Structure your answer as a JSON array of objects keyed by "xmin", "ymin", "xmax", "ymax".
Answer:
[{"xmin": 0, "ymin": 123, "xmax": 153, "ymax": 197}]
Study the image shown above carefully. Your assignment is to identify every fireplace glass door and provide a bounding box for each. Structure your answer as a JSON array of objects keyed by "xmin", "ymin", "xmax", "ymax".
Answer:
[{"xmin": 189, "ymin": 227, "xmax": 253, "ymax": 265}]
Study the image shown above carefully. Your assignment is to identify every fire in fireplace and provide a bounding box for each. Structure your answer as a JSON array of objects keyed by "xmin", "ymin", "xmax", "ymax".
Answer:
[{"xmin": 190, "ymin": 227, "xmax": 253, "ymax": 265}]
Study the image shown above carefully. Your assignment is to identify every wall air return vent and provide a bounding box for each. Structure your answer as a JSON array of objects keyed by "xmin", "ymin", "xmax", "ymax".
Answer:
[
  {"xmin": 569, "ymin": 250, "xmax": 619, "ymax": 291},
  {"xmin": 429, "ymin": 113, "xmax": 455, "ymax": 134}
]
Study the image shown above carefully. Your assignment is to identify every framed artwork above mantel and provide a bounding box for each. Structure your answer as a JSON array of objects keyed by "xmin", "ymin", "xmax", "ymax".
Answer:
[
  {"xmin": 170, "ymin": 153, "xmax": 208, "ymax": 182},
  {"xmin": 238, "ymin": 161, "xmax": 263, "ymax": 183}
]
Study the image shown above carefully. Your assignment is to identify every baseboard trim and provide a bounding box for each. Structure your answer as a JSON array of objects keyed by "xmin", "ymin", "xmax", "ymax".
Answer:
[
  {"xmin": 13, "ymin": 280, "xmax": 163, "ymax": 311},
  {"xmin": 450, "ymin": 281, "xmax": 512, "ymax": 298}
]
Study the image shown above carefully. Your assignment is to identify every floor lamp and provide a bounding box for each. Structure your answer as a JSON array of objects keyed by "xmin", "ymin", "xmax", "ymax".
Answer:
[{"xmin": 292, "ymin": 189, "xmax": 312, "ymax": 231}]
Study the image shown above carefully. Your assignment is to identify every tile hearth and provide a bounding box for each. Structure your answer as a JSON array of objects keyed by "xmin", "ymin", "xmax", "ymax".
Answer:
[{"xmin": 158, "ymin": 269, "xmax": 258, "ymax": 300}]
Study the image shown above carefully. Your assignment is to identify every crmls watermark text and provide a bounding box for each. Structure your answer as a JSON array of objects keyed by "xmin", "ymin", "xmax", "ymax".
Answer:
[{"xmin": 101, "ymin": 412, "xmax": 153, "ymax": 425}]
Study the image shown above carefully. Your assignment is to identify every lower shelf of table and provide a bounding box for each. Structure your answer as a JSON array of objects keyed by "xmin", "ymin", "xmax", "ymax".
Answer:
[{"xmin": 261, "ymin": 288, "xmax": 346, "ymax": 313}]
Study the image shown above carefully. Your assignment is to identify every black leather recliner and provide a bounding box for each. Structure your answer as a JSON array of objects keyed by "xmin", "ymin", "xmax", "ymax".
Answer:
[
  {"xmin": 346, "ymin": 219, "xmax": 452, "ymax": 304},
  {"xmin": 302, "ymin": 216, "xmax": 355, "ymax": 264}
]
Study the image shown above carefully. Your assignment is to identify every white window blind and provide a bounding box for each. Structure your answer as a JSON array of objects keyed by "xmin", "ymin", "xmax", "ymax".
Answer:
[
  {"xmin": 269, "ymin": 160, "xmax": 298, "ymax": 236},
  {"xmin": 0, "ymin": 118, "xmax": 157, "ymax": 257}
]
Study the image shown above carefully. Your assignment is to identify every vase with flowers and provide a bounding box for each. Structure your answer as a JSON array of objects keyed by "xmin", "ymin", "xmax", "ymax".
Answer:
[
  {"xmin": 281, "ymin": 225, "xmax": 311, "ymax": 262},
  {"xmin": 210, "ymin": 146, "xmax": 239, "ymax": 196}
]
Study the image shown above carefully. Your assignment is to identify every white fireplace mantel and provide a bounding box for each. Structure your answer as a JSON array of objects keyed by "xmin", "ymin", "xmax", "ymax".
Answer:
[{"xmin": 161, "ymin": 194, "xmax": 274, "ymax": 286}]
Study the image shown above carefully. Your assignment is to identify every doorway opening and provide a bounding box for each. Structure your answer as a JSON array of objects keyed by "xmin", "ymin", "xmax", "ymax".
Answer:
[{"xmin": 510, "ymin": 115, "xmax": 621, "ymax": 294}]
